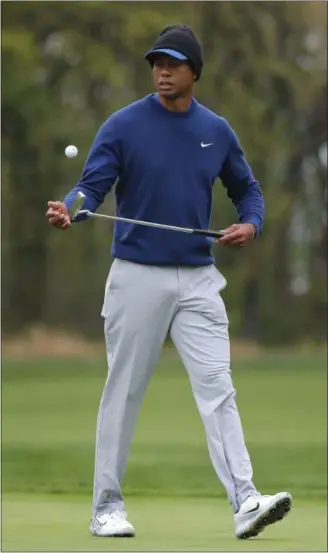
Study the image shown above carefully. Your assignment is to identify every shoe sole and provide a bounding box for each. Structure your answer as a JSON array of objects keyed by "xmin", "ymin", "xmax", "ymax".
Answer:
[
  {"xmin": 237, "ymin": 495, "xmax": 292, "ymax": 539},
  {"xmin": 90, "ymin": 525, "xmax": 135, "ymax": 538}
]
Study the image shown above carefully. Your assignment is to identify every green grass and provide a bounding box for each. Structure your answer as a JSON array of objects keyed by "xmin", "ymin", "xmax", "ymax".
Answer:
[
  {"xmin": 2, "ymin": 494, "xmax": 327, "ymax": 552},
  {"xmin": 1, "ymin": 347, "xmax": 327, "ymax": 550}
]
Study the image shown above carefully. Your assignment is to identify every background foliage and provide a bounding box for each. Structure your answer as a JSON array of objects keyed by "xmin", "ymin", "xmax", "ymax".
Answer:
[{"xmin": 2, "ymin": 1, "xmax": 327, "ymax": 344}]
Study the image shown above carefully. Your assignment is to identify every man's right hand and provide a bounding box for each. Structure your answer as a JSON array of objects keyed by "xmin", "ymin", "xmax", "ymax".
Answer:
[{"xmin": 46, "ymin": 201, "xmax": 71, "ymax": 229}]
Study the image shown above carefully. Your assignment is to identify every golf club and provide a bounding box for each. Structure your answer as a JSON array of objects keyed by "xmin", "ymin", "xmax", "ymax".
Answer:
[{"xmin": 70, "ymin": 191, "xmax": 225, "ymax": 239}]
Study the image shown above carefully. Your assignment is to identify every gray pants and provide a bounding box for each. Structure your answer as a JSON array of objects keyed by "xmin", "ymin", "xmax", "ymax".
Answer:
[{"xmin": 93, "ymin": 259, "xmax": 258, "ymax": 516}]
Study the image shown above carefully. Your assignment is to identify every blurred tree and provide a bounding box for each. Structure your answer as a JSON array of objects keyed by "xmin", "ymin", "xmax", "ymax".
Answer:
[{"xmin": 2, "ymin": 1, "xmax": 327, "ymax": 344}]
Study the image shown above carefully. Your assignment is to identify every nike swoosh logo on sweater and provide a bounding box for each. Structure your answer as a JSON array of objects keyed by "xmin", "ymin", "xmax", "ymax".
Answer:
[{"xmin": 201, "ymin": 142, "xmax": 213, "ymax": 148}]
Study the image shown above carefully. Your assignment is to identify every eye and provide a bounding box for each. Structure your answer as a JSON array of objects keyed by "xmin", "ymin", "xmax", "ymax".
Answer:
[
  {"xmin": 154, "ymin": 59, "xmax": 165, "ymax": 68},
  {"xmin": 171, "ymin": 59, "xmax": 183, "ymax": 68}
]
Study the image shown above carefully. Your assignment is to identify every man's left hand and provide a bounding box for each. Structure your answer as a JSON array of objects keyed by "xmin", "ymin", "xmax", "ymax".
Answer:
[{"xmin": 216, "ymin": 223, "xmax": 256, "ymax": 247}]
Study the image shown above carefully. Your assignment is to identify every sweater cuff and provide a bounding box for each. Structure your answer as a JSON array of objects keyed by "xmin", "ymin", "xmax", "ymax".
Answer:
[{"xmin": 242, "ymin": 214, "xmax": 262, "ymax": 237}]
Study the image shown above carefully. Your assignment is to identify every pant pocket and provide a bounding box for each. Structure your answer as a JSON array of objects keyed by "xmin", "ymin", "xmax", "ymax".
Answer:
[
  {"xmin": 200, "ymin": 266, "xmax": 229, "ymax": 325},
  {"xmin": 101, "ymin": 260, "xmax": 121, "ymax": 318},
  {"xmin": 209, "ymin": 265, "xmax": 227, "ymax": 293}
]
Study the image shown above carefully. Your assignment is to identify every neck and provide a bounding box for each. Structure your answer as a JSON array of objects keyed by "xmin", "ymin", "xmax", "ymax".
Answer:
[{"xmin": 157, "ymin": 93, "xmax": 192, "ymax": 112}]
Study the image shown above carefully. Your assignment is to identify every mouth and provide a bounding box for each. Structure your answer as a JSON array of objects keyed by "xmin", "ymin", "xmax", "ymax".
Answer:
[{"xmin": 158, "ymin": 82, "xmax": 174, "ymax": 91}]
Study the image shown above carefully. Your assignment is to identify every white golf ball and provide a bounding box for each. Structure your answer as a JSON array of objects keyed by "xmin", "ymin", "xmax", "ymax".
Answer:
[{"xmin": 65, "ymin": 145, "xmax": 78, "ymax": 158}]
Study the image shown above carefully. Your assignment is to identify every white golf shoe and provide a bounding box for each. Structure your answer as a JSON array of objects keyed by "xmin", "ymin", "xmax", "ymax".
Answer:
[
  {"xmin": 234, "ymin": 492, "xmax": 292, "ymax": 539},
  {"xmin": 90, "ymin": 510, "xmax": 135, "ymax": 537}
]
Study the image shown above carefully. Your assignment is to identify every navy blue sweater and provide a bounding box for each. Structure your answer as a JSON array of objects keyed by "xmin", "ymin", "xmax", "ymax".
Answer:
[{"xmin": 64, "ymin": 94, "xmax": 264, "ymax": 266}]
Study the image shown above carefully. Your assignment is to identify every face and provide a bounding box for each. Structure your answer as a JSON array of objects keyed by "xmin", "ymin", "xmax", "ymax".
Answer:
[{"xmin": 152, "ymin": 55, "xmax": 195, "ymax": 99}]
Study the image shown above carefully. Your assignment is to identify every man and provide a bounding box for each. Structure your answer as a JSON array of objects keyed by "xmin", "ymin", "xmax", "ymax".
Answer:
[{"xmin": 46, "ymin": 25, "xmax": 292, "ymax": 540}]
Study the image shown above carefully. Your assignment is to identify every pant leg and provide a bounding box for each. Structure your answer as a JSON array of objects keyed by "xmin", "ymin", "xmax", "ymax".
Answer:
[
  {"xmin": 169, "ymin": 265, "xmax": 258, "ymax": 512},
  {"xmin": 93, "ymin": 260, "xmax": 177, "ymax": 516}
]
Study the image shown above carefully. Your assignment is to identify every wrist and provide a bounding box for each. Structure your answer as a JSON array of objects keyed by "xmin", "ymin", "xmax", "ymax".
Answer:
[{"xmin": 249, "ymin": 224, "xmax": 257, "ymax": 239}]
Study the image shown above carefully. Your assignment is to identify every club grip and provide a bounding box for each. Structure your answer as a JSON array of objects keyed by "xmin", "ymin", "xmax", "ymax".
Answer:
[{"xmin": 193, "ymin": 229, "xmax": 225, "ymax": 239}]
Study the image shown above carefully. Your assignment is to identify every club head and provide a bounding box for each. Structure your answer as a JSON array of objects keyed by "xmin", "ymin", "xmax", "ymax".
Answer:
[{"xmin": 69, "ymin": 191, "xmax": 86, "ymax": 218}]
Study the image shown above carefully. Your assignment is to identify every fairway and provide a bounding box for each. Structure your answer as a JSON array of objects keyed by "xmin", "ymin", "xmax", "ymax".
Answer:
[
  {"xmin": 2, "ymin": 346, "xmax": 327, "ymax": 551},
  {"xmin": 2, "ymin": 494, "xmax": 327, "ymax": 552}
]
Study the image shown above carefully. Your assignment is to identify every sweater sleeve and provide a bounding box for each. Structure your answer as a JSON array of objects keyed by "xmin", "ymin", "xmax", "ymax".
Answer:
[
  {"xmin": 218, "ymin": 124, "xmax": 264, "ymax": 235},
  {"xmin": 64, "ymin": 117, "xmax": 121, "ymax": 221}
]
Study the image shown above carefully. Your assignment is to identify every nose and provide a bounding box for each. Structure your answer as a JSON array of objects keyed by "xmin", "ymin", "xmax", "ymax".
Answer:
[
  {"xmin": 160, "ymin": 66, "xmax": 171, "ymax": 77},
  {"xmin": 159, "ymin": 61, "xmax": 172, "ymax": 76}
]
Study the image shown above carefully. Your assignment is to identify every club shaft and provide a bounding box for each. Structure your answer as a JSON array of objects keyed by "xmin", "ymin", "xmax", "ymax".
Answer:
[
  {"xmin": 78, "ymin": 210, "xmax": 194, "ymax": 234},
  {"xmin": 77, "ymin": 209, "xmax": 225, "ymax": 238}
]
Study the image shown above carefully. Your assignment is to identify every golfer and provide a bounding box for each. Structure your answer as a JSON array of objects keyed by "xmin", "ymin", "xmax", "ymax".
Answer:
[{"xmin": 46, "ymin": 25, "xmax": 292, "ymax": 539}]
